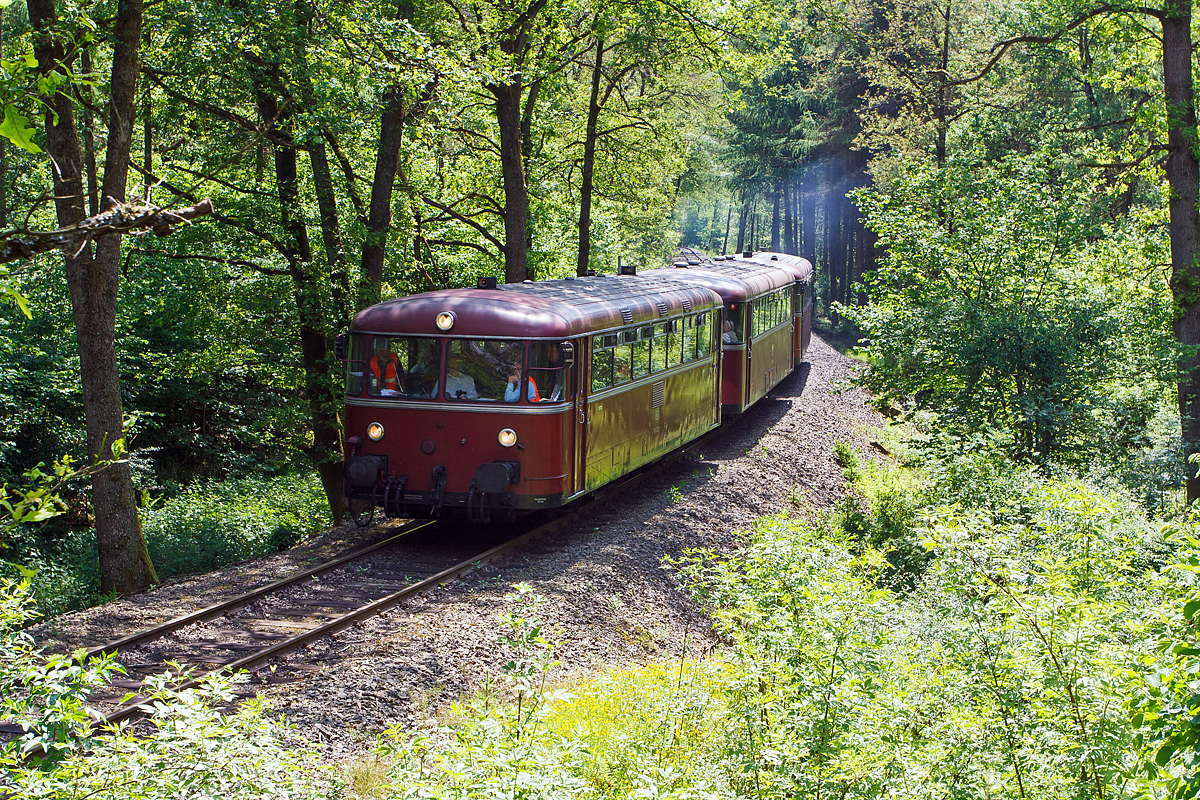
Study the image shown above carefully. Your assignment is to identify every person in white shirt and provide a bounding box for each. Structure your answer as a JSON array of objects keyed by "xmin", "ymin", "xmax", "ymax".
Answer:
[
  {"xmin": 722, "ymin": 320, "xmax": 740, "ymax": 344},
  {"xmin": 436, "ymin": 355, "xmax": 478, "ymax": 399}
]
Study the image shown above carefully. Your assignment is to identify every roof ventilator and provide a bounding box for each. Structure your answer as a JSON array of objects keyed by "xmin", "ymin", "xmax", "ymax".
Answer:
[
  {"xmin": 477, "ymin": 276, "xmax": 498, "ymax": 289},
  {"xmin": 620, "ymin": 308, "xmax": 634, "ymax": 324},
  {"xmin": 619, "ymin": 263, "xmax": 637, "ymax": 276},
  {"xmin": 682, "ymin": 299, "xmax": 692, "ymax": 312},
  {"xmin": 657, "ymin": 301, "xmax": 668, "ymax": 317}
]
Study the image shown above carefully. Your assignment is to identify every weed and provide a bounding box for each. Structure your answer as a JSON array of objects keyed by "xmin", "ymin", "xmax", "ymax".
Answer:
[{"xmin": 665, "ymin": 484, "xmax": 684, "ymax": 503}]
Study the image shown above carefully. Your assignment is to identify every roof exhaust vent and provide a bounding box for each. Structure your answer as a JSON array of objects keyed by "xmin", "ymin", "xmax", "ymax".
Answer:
[
  {"xmin": 619, "ymin": 263, "xmax": 637, "ymax": 276},
  {"xmin": 477, "ymin": 276, "xmax": 498, "ymax": 289},
  {"xmin": 770, "ymin": 255, "xmax": 778, "ymax": 260},
  {"xmin": 586, "ymin": 269, "xmax": 596, "ymax": 276},
  {"xmin": 742, "ymin": 251, "xmax": 753, "ymax": 258},
  {"xmin": 687, "ymin": 260, "xmax": 700, "ymax": 266}
]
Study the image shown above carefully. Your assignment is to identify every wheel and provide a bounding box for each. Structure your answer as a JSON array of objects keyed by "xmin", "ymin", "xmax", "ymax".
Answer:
[{"xmin": 349, "ymin": 495, "xmax": 374, "ymax": 528}]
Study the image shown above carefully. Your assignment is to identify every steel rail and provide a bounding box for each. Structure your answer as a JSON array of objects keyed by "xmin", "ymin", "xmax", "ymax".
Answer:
[
  {"xmin": 98, "ymin": 432, "xmax": 720, "ymax": 727},
  {"xmin": 87, "ymin": 520, "xmax": 434, "ymax": 659}
]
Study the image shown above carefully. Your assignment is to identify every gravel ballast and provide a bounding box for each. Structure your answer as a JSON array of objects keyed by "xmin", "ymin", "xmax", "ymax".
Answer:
[{"xmin": 30, "ymin": 333, "xmax": 882, "ymax": 756}]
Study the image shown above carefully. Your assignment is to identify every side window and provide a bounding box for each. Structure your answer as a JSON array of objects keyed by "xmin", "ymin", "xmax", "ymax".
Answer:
[
  {"xmin": 650, "ymin": 323, "xmax": 669, "ymax": 373},
  {"xmin": 632, "ymin": 326, "xmax": 652, "ymax": 379},
  {"xmin": 592, "ymin": 336, "xmax": 612, "ymax": 391},
  {"xmin": 683, "ymin": 316, "xmax": 697, "ymax": 362},
  {"xmin": 666, "ymin": 321, "xmax": 682, "ymax": 368},
  {"xmin": 697, "ymin": 311, "xmax": 712, "ymax": 357},
  {"xmin": 614, "ymin": 334, "xmax": 633, "ymax": 385},
  {"xmin": 345, "ymin": 334, "xmax": 365, "ymax": 396},
  {"xmin": 529, "ymin": 342, "xmax": 571, "ymax": 402}
]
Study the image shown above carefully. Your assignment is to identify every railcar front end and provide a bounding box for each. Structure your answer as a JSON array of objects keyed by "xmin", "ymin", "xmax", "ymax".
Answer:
[{"xmin": 338, "ymin": 276, "xmax": 722, "ymax": 522}]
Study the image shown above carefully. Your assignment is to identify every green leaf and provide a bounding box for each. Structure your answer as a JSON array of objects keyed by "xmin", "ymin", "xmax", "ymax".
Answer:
[
  {"xmin": 1185, "ymin": 599, "xmax": 1200, "ymax": 620},
  {"xmin": 0, "ymin": 105, "xmax": 41, "ymax": 154},
  {"xmin": 1157, "ymin": 742, "xmax": 1177, "ymax": 767}
]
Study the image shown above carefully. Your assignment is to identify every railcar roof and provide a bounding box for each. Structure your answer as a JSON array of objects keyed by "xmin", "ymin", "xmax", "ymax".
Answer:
[
  {"xmin": 351, "ymin": 275, "xmax": 723, "ymax": 338},
  {"xmin": 642, "ymin": 251, "xmax": 811, "ymax": 302}
]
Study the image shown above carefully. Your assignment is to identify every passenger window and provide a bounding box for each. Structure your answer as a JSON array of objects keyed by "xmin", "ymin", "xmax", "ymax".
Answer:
[
  {"xmin": 683, "ymin": 317, "xmax": 697, "ymax": 362},
  {"xmin": 651, "ymin": 323, "xmax": 669, "ymax": 373},
  {"xmin": 613, "ymin": 342, "xmax": 632, "ymax": 384},
  {"xmin": 667, "ymin": 322, "xmax": 682, "ymax": 368},
  {"xmin": 591, "ymin": 337, "xmax": 612, "ymax": 391},
  {"xmin": 631, "ymin": 338, "xmax": 650, "ymax": 379},
  {"xmin": 697, "ymin": 312, "xmax": 712, "ymax": 357}
]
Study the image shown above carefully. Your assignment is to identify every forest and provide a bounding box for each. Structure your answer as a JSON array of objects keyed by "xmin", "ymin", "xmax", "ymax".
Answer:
[{"xmin": 5, "ymin": 0, "xmax": 1200, "ymax": 795}]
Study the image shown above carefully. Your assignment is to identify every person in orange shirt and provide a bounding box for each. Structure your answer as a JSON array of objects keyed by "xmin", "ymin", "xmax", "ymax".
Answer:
[{"xmin": 369, "ymin": 341, "xmax": 402, "ymax": 396}]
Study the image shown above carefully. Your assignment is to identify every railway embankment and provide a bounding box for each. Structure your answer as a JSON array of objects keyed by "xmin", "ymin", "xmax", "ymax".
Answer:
[{"xmin": 27, "ymin": 332, "xmax": 880, "ymax": 756}]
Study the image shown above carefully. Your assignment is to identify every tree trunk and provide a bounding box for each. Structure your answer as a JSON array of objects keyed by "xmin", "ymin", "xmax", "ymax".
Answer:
[
  {"xmin": 493, "ymin": 81, "xmax": 528, "ymax": 283},
  {"xmin": 577, "ymin": 36, "xmax": 603, "ymax": 276},
  {"xmin": 1163, "ymin": 2, "xmax": 1200, "ymax": 503},
  {"xmin": 32, "ymin": 0, "xmax": 158, "ymax": 595},
  {"xmin": 360, "ymin": 89, "xmax": 406, "ymax": 303},
  {"xmin": 79, "ymin": 47, "xmax": 99, "ymax": 216},
  {"xmin": 782, "ymin": 181, "xmax": 794, "ymax": 255},
  {"xmin": 844, "ymin": 191, "xmax": 854, "ymax": 304},
  {"xmin": 825, "ymin": 184, "xmax": 842, "ymax": 325},
  {"xmin": 935, "ymin": 0, "xmax": 951, "ymax": 165},
  {"xmin": 735, "ymin": 195, "xmax": 749, "ymax": 253},
  {"xmin": 255, "ymin": 80, "xmax": 345, "ymax": 523},
  {"xmin": 770, "ymin": 183, "xmax": 781, "ymax": 251},
  {"xmin": 802, "ymin": 171, "xmax": 817, "ymax": 262}
]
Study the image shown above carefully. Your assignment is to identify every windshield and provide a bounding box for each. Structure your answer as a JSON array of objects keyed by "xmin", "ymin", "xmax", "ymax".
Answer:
[
  {"xmin": 366, "ymin": 336, "xmax": 442, "ymax": 399},
  {"xmin": 441, "ymin": 339, "xmax": 525, "ymax": 402},
  {"xmin": 723, "ymin": 304, "xmax": 744, "ymax": 344}
]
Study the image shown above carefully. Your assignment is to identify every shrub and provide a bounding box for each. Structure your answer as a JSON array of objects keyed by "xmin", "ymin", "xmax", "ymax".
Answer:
[
  {"xmin": 0, "ymin": 578, "xmax": 333, "ymax": 799},
  {"xmin": 141, "ymin": 473, "xmax": 327, "ymax": 580}
]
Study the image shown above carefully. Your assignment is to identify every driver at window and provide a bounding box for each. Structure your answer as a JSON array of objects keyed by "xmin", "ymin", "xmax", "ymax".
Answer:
[
  {"xmin": 370, "ymin": 341, "xmax": 402, "ymax": 396},
  {"xmin": 505, "ymin": 367, "xmax": 539, "ymax": 402},
  {"xmin": 436, "ymin": 355, "xmax": 478, "ymax": 400}
]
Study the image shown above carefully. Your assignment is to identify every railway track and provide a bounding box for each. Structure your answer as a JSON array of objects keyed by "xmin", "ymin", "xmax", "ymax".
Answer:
[{"xmin": 58, "ymin": 432, "xmax": 721, "ymax": 728}]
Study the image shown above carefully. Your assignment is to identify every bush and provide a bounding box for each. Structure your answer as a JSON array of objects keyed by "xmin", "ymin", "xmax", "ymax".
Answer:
[
  {"xmin": 4, "ymin": 472, "xmax": 327, "ymax": 618},
  {"xmin": 141, "ymin": 473, "xmax": 327, "ymax": 579},
  {"xmin": 0, "ymin": 578, "xmax": 332, "ymax": 799}
]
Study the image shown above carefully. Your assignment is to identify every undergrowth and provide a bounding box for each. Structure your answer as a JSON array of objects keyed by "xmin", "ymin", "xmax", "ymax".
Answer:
[{"xmin": 6, "ymin": 472, "xmax": 327, "ymax": 616}]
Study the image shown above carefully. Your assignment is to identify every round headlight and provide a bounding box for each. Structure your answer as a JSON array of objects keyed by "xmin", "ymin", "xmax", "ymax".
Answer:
[
  {"xmin": 498, "ymin": 428, "xmax": 517, "ymax": 448},
  {"xmin": 435, "ymin": 311, "xmax": 456, "ymax": 331},
  {"xmin": 367, "ymin": 422, "xmax": 385, "ymax": 441}
]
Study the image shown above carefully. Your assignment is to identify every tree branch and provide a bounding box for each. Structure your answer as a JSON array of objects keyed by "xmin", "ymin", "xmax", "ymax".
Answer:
[{"xmin": 0, "ymin": 199, "xmax": 213, "ymax": 264}]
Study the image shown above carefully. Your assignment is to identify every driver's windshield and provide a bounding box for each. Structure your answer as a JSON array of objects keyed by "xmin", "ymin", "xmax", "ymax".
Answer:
[
  {"xmin": 440, "ymin": 339, "xmax": 525, "ymax": 402},
  {"xmin": 366, "ymin": 336, "xmax": 442, "ymax": 399}
]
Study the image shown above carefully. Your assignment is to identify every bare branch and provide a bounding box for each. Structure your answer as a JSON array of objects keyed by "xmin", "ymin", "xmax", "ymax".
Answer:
[{"xmin": 0, "ymin": 199, "xmax": 214, "ymax": 264}]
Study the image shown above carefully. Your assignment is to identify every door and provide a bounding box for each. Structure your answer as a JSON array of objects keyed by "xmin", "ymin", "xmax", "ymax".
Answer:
[{"xmin": 572, "ymin": 337, "xmax": 588, "ymax": 496}]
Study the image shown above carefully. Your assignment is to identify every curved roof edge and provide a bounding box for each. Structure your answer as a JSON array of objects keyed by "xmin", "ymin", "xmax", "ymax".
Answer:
[{"xmin": 351, "ymin": 275, "xmax": 722, "ymax": 339}]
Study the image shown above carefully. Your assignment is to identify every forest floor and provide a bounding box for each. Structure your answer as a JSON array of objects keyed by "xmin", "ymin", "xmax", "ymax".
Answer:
[{"xmin": 30, "ymin": 333, "xmax": 882, "ymax": 758}]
